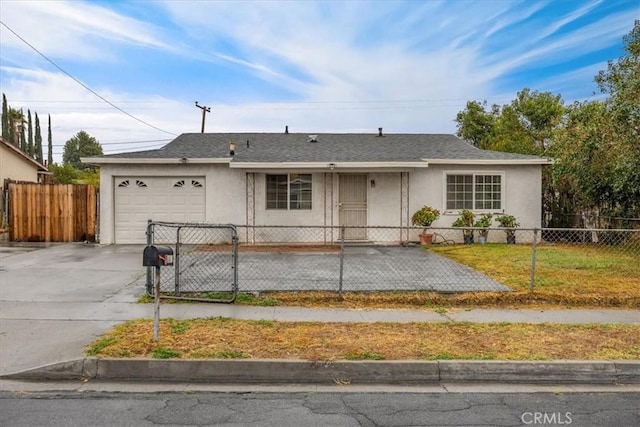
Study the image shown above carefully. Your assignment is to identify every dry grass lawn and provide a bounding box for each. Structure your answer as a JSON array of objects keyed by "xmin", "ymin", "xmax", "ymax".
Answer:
[
  {"xmin": 87, "ymin": 318, "xmax": 640, "ymax": 361},
  {"xmin": 262, "ymin": 243, "xmax": 640, "ymax": 309}
]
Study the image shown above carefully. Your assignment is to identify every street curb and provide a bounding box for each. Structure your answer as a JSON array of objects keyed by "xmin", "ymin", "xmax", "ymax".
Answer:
[{"xmin": 3, "ymin": 359, "xmax": 639, "ymax": 384}]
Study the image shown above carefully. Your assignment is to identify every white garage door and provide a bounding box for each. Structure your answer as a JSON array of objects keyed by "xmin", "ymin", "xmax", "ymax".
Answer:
[{"xmin": 114, "ymin": 177, "xmax": 205, "ymax": 243}]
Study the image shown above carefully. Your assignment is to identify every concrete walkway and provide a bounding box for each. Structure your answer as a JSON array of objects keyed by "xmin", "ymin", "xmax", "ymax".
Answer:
[{"xmin": 1, "ymin": 243, "xmax": 638, "ymax": 380}]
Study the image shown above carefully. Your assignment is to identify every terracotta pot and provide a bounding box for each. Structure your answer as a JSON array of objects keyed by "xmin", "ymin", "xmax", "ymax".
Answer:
[{"xmin": 419, "ymin": 233, "xmax": 434, "ymax": 245}]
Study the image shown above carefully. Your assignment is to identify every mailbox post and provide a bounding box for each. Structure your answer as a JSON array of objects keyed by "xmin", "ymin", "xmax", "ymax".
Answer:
[{"xmin": 143, "ymin": 246, "xmax": 174, "ymax": 341}]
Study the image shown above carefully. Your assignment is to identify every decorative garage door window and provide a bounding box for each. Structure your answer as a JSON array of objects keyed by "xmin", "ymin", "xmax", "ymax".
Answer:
[
  {"xmin": 174, "ymin": 180, "xmax": 203, "ymax": 188},
  {"xmin": 117, "ymin": 179, "xmax": 147, "ymax": 188}
]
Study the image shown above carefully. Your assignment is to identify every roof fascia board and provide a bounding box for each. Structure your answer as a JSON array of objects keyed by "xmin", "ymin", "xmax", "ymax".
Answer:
[
  {"xmin": 81, "ymin": 157, "xmax": 232, "ymax": 165},
  {"xmin": 423, "ymin": 158, "xmax": 554, "ymax": 165},
  {"xmin": 229, "ymin": 161, "xmax": 430, "ymax": 169}
]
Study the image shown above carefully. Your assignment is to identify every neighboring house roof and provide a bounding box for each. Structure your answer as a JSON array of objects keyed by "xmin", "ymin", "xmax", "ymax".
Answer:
[
  {"xmin": 83, "ymin": 132, "xmax": 553, "ymax": 167},
  {"xmin": 0, "ymin": 136, "xmax": 48, "ymax": 172}
]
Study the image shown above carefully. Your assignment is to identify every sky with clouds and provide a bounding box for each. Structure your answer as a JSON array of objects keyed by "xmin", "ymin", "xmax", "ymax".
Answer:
[{"xmin": 0, "ymin": 0, "xmax": 637, "ymax": 162}]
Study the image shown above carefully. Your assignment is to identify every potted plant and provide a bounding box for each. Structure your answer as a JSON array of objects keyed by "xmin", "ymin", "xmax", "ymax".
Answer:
[
  {"xmin": 495, "ymin": 214, "xmax": 519, "ymax": 244},
  {"xmin": 411, "ymin": 205, "xmax": 440, "ymax": 245},
  {"xmin": 474, "ymin": 213, "xmax": 493, "ymax": 244},
  {"xmin": 452, "ymin": 209, "xmax": 475, "ymax": 244}
]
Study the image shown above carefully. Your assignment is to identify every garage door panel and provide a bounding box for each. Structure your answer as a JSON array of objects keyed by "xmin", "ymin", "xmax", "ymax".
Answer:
[{"xmin": 114, "ymin": 176, "xmax": 205, "ymax": 243}]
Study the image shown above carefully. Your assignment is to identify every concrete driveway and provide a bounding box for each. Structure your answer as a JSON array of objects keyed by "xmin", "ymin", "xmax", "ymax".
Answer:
[
  {"xmin": 162, "ymin": 245, "xmax": 510, "ymax": 294},
  {"xmin": 0, "ymin": 243, "xmax": 146, "ymax": 376}
]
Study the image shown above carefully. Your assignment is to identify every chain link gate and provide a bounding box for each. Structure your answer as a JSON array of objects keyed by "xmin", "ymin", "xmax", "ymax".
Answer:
[{"xmin": 146, "ymin": 221, "xmax": 239, "ymax": 303}]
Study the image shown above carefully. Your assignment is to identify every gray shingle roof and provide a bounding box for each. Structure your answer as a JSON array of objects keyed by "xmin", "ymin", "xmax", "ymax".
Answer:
[{"xmin": 100, "ymin": 133, "xmax": 549, "ymax": 163}]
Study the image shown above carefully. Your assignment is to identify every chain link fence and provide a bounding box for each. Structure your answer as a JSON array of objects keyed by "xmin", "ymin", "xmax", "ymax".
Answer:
[
  {"xmin": 146, "ymin": 221, "xmax": 239, "ymax": 302},
  {"xmin": 146, "ymin": 222, "xmax": 639, "ymax": 300}
]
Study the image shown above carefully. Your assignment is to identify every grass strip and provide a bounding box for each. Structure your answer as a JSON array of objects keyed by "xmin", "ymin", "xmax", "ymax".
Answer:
[{"xmin": 87, "ymin": 318, "xmax": 640, "ymax": 361}]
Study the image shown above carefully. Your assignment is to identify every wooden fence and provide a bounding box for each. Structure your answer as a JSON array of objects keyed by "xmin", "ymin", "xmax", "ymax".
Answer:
[{"xmin": 8, "ymin": 183, "xmax": 97, "ymax": 242}]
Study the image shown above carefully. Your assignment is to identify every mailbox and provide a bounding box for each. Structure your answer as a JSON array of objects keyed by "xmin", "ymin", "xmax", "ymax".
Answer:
[{"xmin": 143, "ymin": 245, "xmax": 174, "ymax": 267}]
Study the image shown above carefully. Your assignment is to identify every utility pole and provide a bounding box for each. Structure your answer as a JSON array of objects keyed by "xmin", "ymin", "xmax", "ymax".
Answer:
[{"xmin": 195, "ymin": 101, "xmax": 211, "ymax": 133}]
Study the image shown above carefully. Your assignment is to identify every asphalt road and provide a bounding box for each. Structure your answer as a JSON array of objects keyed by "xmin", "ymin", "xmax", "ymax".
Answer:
[{"xmin": 1, "ymin": 390, "xmax": 638, "ymax": 426}]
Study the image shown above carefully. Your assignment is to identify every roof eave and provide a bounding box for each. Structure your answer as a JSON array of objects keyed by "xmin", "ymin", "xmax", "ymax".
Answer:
[
  {"xmin": 81, "ymin": 157, "xmax": 232, "ymax": 165},
  {"xmin": 423, "ymin": 158, "xmax": 554, "ymax": 165},
  {"xmin": 228, "ymin": 161, "xmax": 430, "ymax": 169}
]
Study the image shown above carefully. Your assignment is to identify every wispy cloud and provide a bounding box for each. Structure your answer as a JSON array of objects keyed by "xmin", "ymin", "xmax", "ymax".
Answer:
[
  {"xmin": 1, "ymin": 0, "xmax": 172, "ymax": 61},
  {"xmin": 535, "ymin": 0, "xmax": 603, "ymax": 40}
]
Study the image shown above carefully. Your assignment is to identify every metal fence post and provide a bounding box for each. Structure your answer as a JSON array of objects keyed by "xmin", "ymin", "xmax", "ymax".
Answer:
[
  {"xmin": 339, "ymin": 225, "xmax": 345, "ymax": 296},
  {"xmin": 530, "ymin": 228, "xmax": 539, "ymax": 292},
  {"xmin": 231, "ymin": 228, "xmax": 239, "ymax": 302},
  {"xmin": 153, "ymin": 266, "xmax": 161, "ymax": 342},
  {"xmin": 145, "ymin": 219, "xmax": 153, "ymax": 295},
  {"xmin": 175, "ymin": 226, "xmax": 181, "ymax": 296}
]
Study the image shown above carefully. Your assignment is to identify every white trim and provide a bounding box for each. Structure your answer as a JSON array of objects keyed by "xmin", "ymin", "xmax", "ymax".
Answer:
[
  {"xmin": 442, "ymin": 170, "xmax": 506, "ymax": 214},
  {"xmin": 230, "ymin": 161, "xmax": 429, "ymax": 169},
  {"xmin": 82, "ymin": 157, "xmax": 551, "ymax": 167},
  {"xmin": 82, "ymin": 157, "xmax": 232, "ymax": 164},
  {"xmin": 424, "ymin": 158, "xmax": 553, "ymax": 165}
]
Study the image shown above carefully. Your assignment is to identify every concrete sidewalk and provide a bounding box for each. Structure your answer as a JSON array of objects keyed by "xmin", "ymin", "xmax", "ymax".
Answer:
[{"xmin": 1, "ymin": 243, "xmax": 638, "ymax": 382}]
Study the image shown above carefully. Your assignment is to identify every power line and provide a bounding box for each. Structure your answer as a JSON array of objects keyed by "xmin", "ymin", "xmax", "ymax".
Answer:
[
  {"xmin": 0, "ymin": 21, "xmax": 177, "ymax": 137},
  {"xmin": 51, "ymin": 138, "xmax": 172, "ymax": 147}
]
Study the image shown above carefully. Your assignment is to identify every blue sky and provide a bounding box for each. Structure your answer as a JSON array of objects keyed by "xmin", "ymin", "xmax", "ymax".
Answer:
[{"xmin": 0, "ymin": 0, "xmax": 638, "ymax": 162}]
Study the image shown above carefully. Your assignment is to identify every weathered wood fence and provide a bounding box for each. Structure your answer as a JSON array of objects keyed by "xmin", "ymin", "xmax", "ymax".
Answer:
[{"xmin": 8, "ymin": 183, "xmax": 97, "ymax": 242}]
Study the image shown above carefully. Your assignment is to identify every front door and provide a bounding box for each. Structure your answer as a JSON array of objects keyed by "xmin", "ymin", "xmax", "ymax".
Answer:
[{"xmin": 339, "ymin": 174, "xmax": 367, "ymax": 240}]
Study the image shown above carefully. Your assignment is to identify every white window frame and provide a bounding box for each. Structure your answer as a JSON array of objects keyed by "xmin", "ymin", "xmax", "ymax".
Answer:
[
  {"xmin": 442, "ymin": 171, "xmax": 505, "ymax": 212},
  {"xmin": 266, "ymin": 173, "xmax": 312, "ymax": 210}
]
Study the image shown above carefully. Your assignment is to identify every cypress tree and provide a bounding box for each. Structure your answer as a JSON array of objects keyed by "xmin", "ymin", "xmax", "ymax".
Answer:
[
  {"xmin": 27, "ymin": 109, "xmax": 33, "ymax": 156},
  {"xmin": 19, "ymin": 113, "xmax": 26, "ymax": 151},
  {"xmin": 47, "ymin": 114, "xmax": 53, "ymax": 166},
  {"xmin": 1, "ymin": 93, "xmax": 8, "ymax": 139},
  {"xmin": 35, "ymin": 113, "xmax": 43, "ymax": 163}
]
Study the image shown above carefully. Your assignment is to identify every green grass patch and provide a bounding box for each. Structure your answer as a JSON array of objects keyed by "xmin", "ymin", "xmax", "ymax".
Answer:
[
  {"xmin": 86, "ymin": 336, "xmax": 118, "ymax": 356},
  {"xmin": 166, "ymin": 318, "xmax": 189, "ymax": 334},
  {"xmin": 344, "ymin": 348, "xmax": 386, "ymax": 360},
  {"xmin": 152, "ymin": 346, "xmax": 180, "ymax": 359}
]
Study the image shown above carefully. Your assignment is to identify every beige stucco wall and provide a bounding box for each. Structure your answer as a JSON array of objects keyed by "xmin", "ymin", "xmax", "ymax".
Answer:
[
  {"xmin": 409, "ymin": 164, "xmax": 544, "ymax": 242},
  {"xmin": 0, "ymin": 143, "xmax": 40, "ymax": 185}
]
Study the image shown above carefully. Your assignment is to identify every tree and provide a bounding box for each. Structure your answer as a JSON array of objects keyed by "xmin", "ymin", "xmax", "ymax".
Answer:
[
  {"xmin": 19, "ymin": 112, "xmax": 26, "ymax": 151},
  {"xmin": 34, "ymin": 113, "xmax": 43, "ymax": 164},
  {"xmin": 48, "ymin": 163, "xmax": 81, "ymax": 184},
  {"xmin": 27, "ymin": 109, "xmax": 34, "ymax": 156},
  {"xmin": 593, "ymin": 19, "xmax": 640, "ymax": 218},
  {"xmin": 8, "ymin": 107, "xmax": 25, "ymax": 148},
  {"xmin": 547, "ymin": 21, "xmax": 640, "ymax": 225},
  {"xmin": 551, "ymin": 101, "xmax": 612, "ymax": 225},
  {"xmin": 455, "ymin": 89, "xmax": 565, "ymax": 155},
  {"xmin": 454, "ymin": 100, "xmax": 496, "ymax": 149},
  {"xmin": 62, "ymin": 130, "xmax": 103, "ymax": 170},
  {"xmin": 510, "ymin": 89, "xmax": 565, "ymax": 152},
  {"xmin": 1, "ymin": 93, "xmax": 8, "ymax": 139},
  {"xmin": 47, "ymin": 115, "xmax": 53, "ymax": 166}
]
